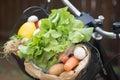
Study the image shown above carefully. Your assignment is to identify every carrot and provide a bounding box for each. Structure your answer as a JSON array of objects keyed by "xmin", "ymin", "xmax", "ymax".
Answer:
[
  {"xmin": 64, "ymin": 56, "xmax": 79, "ymax": 71},
  {"xmin": 59, "ymin": 44, "xmax": 75, "ymax": 63},
  {"xmin": 59, "ymin": 53, "xmax": 69, "ymax": 63}
]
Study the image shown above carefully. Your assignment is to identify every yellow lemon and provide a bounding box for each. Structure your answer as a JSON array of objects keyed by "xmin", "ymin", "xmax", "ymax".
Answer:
[{"xmin": 18, "ymin": 22, "xmax": 36, "ymax": 38}]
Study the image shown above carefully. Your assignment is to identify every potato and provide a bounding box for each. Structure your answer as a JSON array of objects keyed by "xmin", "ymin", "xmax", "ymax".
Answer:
[
  {"xmin": 60, "ymin": 70, "xmax": 74, "ymax": 78},
  {"xmin": 48, "ymin": 63, "xmax": 64, "ymax": 76}
]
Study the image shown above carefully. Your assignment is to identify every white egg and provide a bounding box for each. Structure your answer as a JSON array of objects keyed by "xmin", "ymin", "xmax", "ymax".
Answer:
[
  {"xmin": 74, "ymin": 47, "xmax": 86, "ymax": 60},
  {"xmin": 27, "ymin": 15, "xmax": 38, "ymax": 22},
  {"xmin": 33, "ymin": 28, "xmax": 40, "ymax": 35}
]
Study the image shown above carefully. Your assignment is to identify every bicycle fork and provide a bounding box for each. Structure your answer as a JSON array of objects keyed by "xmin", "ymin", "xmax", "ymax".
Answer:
[{"xmin": 94, "ymin": 40, "xmax": 119, "ymax": 80}]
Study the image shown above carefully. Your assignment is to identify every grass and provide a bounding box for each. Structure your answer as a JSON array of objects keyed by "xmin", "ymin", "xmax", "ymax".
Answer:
[
  {"xmin": 0, "ymin": 64, "xmax": 5, "ymax": 73},
  {"xmin": 0, "ymin": 40, "xmax": 32, "ymax": 80},
  {"xmin": 0, "ymin": 59, "xmax": 32, "ymax": 80},
  {"xmin": 113, "ymin": 66, "xmax": 120, "ymax": 76},
  {"xmin": 10, "ymin": 70, "xmax": 32, "ymax": 80}
]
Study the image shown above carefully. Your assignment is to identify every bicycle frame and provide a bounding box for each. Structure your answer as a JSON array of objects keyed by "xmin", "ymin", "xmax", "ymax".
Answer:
[
  {"xmin": 74, "ymin": 11, "xmax": 119, "ymax": 80},
  {"xmin": 93, "ymin": 39, "xmax": 119, "ymax": 80}
]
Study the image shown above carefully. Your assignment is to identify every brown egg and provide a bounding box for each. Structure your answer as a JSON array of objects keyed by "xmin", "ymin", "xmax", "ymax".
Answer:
[{"xmin": 48, "ymin": 63, "xmax": 64, "ymax": 76}]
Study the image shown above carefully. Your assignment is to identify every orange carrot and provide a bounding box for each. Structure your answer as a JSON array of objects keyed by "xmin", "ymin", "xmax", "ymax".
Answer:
[
  {"xmin": 59, "ymin": 53, "xmax": 69, "ymax": 63},
  {"xmin": 64, "ymin": 56, "xmax": 79, "ymax": 71}
]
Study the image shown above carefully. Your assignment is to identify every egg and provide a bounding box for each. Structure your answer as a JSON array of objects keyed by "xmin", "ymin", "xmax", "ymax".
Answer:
[
  {"xmin": 27, "ymin": 15, "xmax": 38, "ymax": 22},
  {"xmin": 73, "ymin": 47, "xmax": 86, "ymax": 60},
  {"xmin": 48, "ymin": 63, "xmax": 64, "ymax": 76}
]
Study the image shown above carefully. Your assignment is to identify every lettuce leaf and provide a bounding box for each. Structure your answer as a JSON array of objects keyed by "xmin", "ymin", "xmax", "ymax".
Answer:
[{"xmin": 18, "ymin": 7, "xmax": 93, "ymax": 70}]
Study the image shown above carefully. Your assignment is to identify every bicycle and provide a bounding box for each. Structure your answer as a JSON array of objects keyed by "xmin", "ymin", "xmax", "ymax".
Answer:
[{"xmin": 5, "ymin": 0, "xmax": 120, "ymax": 80}]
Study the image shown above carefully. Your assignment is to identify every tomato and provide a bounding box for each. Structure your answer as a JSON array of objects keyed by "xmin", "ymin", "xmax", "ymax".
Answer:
[
  {"xmin": 35, "ymin": 21, "xmax": 39, "ymax": 28},
  {"xmin": 27, "ymin": 15, "xmax": 38, "ymax": 22},
  {"xmin": 18, "ymin": 22, "xmax": 36, "ymax": 38}
]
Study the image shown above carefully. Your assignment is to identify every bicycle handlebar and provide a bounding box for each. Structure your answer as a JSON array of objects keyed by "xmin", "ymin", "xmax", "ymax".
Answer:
[
  {"xmin": 95, "ymin": 27, "xmax": 119, "ymax": 39},
  {"xmin": 61, "ymin": 0, "xmax": 81, "ymax": 16},
  {"xmin": 61, "ymin": 0, "xmax": 120, "ymax": 39}
]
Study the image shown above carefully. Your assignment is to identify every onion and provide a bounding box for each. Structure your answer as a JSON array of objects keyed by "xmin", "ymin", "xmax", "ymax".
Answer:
[{"xmin": 27, "ymin": 15, "xmax": 38, "ymax": 22}]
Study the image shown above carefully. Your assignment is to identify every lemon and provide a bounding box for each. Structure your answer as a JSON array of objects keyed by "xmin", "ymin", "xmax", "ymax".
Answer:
[{"xmin": 18, "ymin": 22, "xmax": 36, "ymax": 38}]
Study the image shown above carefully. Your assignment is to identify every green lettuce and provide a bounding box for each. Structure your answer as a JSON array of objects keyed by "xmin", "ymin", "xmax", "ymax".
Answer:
[{"xmin": 18, "ymin": 7, "xmax": 93, "ymax": 70}]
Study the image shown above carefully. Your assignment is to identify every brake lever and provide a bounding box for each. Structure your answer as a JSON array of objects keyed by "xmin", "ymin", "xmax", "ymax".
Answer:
[
  {"xmin": 112, "ymin": 22, "xmax": 120, "ymax": 34},
  {"xmin": 112, "ymin": 22, "xmax": 120, "ymax": 39}
]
